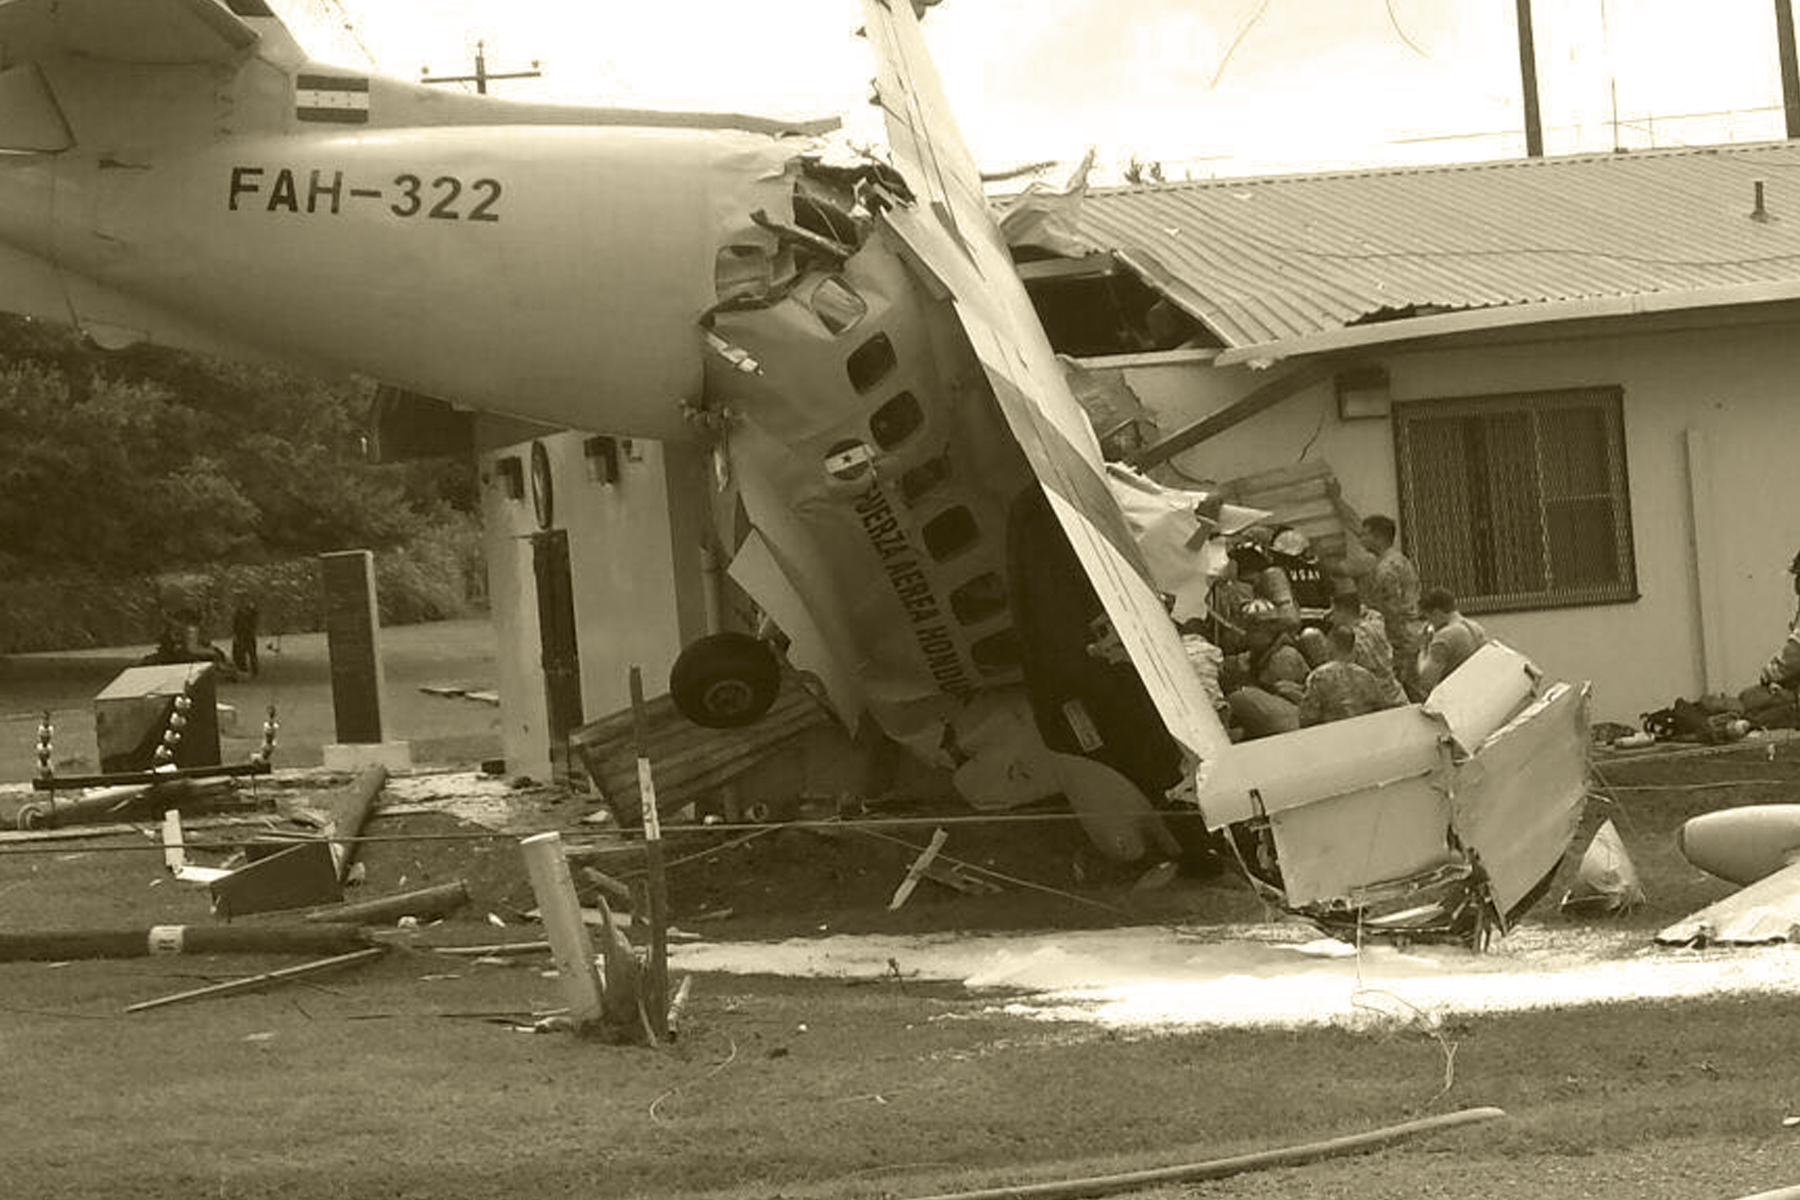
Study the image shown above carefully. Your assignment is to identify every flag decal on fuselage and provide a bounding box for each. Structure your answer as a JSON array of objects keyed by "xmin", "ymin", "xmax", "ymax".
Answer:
[{"xmin": 296, "ymin": 75, "xmax": 370, "ymax": 124}]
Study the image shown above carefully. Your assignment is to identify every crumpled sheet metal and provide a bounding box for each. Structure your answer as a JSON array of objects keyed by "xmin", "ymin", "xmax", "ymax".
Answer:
[
  {"xmin": 1194, "ymin": 644, "xmax": 1589, "ymax": 924},
  {"xmin": 1657, "ymin": 860, "xmax": 1800, "ymax": 946}
]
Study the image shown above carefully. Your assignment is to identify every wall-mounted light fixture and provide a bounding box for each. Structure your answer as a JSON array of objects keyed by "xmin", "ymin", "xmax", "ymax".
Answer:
[
  {"xmin": 495, "ymin": 455, "xmax": 525, "ymax": 499},
  {"xmin": 584, "ymin": 435, "xmax": 620, "ymax": 484},
  {"xmin": 1335, "ymin": 366, "xmax": 1392, "ymax": 420}
]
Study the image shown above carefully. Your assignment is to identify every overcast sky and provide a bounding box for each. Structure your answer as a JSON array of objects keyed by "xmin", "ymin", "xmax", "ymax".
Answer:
[{"xmin": 276, "ymin": 1, "xmax": 1796, "ymax": 180}]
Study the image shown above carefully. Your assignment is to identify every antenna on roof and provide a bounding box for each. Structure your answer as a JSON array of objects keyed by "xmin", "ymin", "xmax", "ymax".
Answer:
[
  {"xmin": 1514, "ymin": 0, "xmax": 1544, "ymax": 158},
  {"xmin": 1777, "ymin": 0, "xmax": 1800, "ymax": 140}
]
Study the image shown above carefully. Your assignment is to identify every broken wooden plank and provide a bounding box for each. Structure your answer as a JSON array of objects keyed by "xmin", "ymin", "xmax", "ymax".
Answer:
[
  {"xmin": 578, "ymin": 865, "xmax": 634, "ymax": 906},
  {"xmin": 889, "ymin": 828, "xmax": 949, "ymax": 911},
  {"xmin": 125, "ymin": 947, "xmax": 387, "ymax": 1013},
  {"xmin": 569, "ymin": 676, "xmax": 834, "ymax": 827},
  {"xmin": 298, "ymin": 881, "xmax": 470, "ymax": 926},
  {"xmin": 920, "ymin": 861, "xmax": 1005, "ymax": 896}
]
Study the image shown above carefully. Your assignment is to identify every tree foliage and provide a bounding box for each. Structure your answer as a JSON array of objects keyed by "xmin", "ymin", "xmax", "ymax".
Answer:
[{"xmin": 0, "ymin": 316, "xmax": 473, "ymax": 577}]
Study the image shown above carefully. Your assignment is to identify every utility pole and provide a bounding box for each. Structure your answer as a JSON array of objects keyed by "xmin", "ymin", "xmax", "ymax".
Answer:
[
  {"xmin": 420, "ymin": 40, "xmax": 541, "ymax": 95},
  {"xmin": 1516, "ymin": 0, "xmax": 1545, "ymax": 157},
  {"xmin": 1776, "ymin": 0, "xmax": 1800, "ymax": 139}
]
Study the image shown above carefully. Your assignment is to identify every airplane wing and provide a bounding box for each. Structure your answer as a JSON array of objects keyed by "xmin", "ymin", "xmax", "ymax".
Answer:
[
  {"xmin": 0, "ymin": 0, "xmax": 258, "ymax": 67},
  {"xmin": 1656, "ymin": 856, "xmax": 1800, "ymax": 946},
  {"xmin": 859, "ymin": 0, "xmax": 1232, "ymax": 779}
]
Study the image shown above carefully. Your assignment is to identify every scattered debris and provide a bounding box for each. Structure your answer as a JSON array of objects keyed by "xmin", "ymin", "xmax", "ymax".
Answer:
[
  {"xmin": 429, "ymin": 941, "xmax": 551, "ymax": 959},
  {"xmin": 578, "ymin": 865, "xmax": 634, "ymax": 906},
  {"xmin": 278, "ymin": 763, "xmax": 387, "ymax": 881},
  {"xmin": 1560, "ymin": 819, "xmax": 1644, "ymax": 916},
  {"xmin": 666, "ymin": 974, "xmax": 694, "ymax": 1040},
  {"xmin": 125, "ymin": 947, "xmax": 387, "ymax": 1013},
  {"xmin": 18, "ymin": 776, "xmax": 246, "ymax": 831},
  {"xmin": 209, "ymin": 840, "xmax": 343, "ymax": 918},
  {"xmin": 299, "ymin": 881, "xmax": 470, "ymax": 926},
  {"xmin": 889, "ymin": 828, "xmax": 949, "ymax": 911},
  {"xmin": 160, "ymin": 809, "xmax": 232, "ymax": 884}
]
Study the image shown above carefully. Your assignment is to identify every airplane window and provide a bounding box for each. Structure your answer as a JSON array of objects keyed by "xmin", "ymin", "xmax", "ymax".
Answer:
[
  {"xmin": 870, "ymin": 392, "xmax": 924, "ymax": 450},
  {"xmin": 950, "ymin": 573, "xmax": 1007, "ymax": 624},
  {"xmin": 900, "ymin": 455, "xmax": 952, "ymax": 504},
  {"xmin": 922, "ymin": 506, "xmax": 977, "ymax": 560},
  {"xmin": 971, "ymin": 629, "xmax": 1021, "ymax": 673},
  {"xmin": 810, "ymin": 278, "xmax": 866, "ymax": 335},
  {"xmin": 846, "ymin": 333, "xmax": 895, "ymax": 393}
]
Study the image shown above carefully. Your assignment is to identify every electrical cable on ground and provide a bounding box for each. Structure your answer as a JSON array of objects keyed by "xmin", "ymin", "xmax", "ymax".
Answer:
[
  {"xmin": 0, "ymin": 806, "xmax": 1222, "ymax": 858},
  {"xmin": 905, "ymin": 1106, "xmax": 1508, "ymax": 1200}
]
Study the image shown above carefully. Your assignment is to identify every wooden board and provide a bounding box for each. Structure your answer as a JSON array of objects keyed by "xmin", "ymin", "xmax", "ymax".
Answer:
[
  {"xmin": 1215, "ymin": 459, "xmax": 1362, "ymax": 567},
  {"xmin": 568, "ymin": 675, "xmax": 835, "ymax": 828}
]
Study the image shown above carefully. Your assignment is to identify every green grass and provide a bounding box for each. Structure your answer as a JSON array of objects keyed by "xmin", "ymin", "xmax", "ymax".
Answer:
[
  {"xmin": 2, "ymin": 958, "xmax": 1796, "ymax": 1199},
  {"xmin": 3, "ymin": 737, "xmax": 1800, "ymax": 1198}
]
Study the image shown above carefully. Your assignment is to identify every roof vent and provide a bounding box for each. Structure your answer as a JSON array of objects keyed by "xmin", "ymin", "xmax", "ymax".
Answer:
[{"xmin": 1751, "ymin": 179, "xmax": 1772, "ymax": 223}]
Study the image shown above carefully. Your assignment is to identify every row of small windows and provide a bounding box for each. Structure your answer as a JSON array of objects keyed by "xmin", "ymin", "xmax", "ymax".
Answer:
[{"xmin": 821, "ymin": 278, "xmax": 1014, "ymax": 673}]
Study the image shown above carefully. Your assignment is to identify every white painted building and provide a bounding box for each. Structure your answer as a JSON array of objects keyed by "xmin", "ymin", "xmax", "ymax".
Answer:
[
  {"xmin": 475, "ymin": 422, "xmax": 713, "ymax": 780},
  {"xmin": 1037, "ymin": 142, "xmax": 1800, "ymax": 726}
]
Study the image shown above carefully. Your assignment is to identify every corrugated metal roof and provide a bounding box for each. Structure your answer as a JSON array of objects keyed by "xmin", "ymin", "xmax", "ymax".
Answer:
[{"xmin": 1071, "ymin": 142, "xmax": 1800, "ymax": 350}]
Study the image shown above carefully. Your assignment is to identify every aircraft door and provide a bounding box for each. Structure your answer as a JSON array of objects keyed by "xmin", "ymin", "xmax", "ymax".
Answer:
[{"xmin": 532, "ymin": 529, "xmax": 584, "ymax": 783}]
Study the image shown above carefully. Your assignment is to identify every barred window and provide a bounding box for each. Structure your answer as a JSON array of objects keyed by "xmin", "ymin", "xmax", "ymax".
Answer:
[{"xmin": 1393, "ymin": 387, "xmax": 1637, "ymax": 613}]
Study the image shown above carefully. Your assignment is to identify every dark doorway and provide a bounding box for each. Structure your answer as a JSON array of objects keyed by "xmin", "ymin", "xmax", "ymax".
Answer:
[{"xmin": 532, "ymin": 529, "xmax": 583, "ymax": 782}]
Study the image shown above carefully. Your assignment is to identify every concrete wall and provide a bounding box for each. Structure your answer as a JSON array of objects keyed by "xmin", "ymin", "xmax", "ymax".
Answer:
[
  {"xmin": 1103, "ymin": 309, "xmax": 1800, "ymax": 726},
  {"xmin": 478, "ymin": 428, "xmax": 706, "ymax": 780}
]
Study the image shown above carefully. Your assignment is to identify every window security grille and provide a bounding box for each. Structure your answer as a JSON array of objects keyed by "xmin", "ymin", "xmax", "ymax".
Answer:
[{"xmin": 1393, "ymin": 387, "xmax": 1636, "ymax": 613}]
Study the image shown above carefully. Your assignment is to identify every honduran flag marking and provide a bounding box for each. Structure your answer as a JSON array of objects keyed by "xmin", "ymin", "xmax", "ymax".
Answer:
[{"xmin": 296, "ymin": 74, "xmax": 370, "ymax": 124}]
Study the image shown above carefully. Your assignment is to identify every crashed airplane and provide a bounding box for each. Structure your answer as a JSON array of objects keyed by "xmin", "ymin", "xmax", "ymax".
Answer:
[{"xmin": 0, "ymin": 0, "xmax": 1590, "ymax": 946}]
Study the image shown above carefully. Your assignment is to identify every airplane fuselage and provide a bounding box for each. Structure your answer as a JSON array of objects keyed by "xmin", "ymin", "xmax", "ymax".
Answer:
[{"xmin": 0, "ymin": 124, "xmax": 799, "ymax": 440}]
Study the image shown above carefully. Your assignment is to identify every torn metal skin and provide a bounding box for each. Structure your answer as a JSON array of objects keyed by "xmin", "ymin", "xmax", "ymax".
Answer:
[{"xmin": 687, "ymin": 150, "xmax": 1592, "ymax": 948}]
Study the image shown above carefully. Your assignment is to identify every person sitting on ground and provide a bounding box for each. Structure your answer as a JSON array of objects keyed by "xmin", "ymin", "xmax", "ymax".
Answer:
[
  {"xmin": 1298, "ymin": 624, "xmax": 1403, "ymax": 727},
  {"xmin": 1416, "ymin": 586, "xmax": 1488, "ymax": 694},
  {"xmin": 1302, "ymin": 590, "xmax": 1408, "ymax": 707},
  {"xmin": 1736, "ymin": 550, "xmax": 1800, "ymax": 729},
  {"xmin": 1221, "ymin": 601, "xmax": 1309, "ymax": 740},
  {"xmin": 1755, "ymin": 550, "xmax": 1800, "ymax": 691}
]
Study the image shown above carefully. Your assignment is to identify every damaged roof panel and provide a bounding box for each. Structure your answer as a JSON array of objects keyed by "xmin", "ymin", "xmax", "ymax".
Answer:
[{"xmin": 1071, "ymin": 142, "xmax": 1800, "ymax": 349}]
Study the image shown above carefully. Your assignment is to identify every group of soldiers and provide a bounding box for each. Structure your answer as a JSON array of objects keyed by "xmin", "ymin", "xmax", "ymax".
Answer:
[{"xmin": 1189, "ymin": 513, "xmax": 1491, "ymax": 741}]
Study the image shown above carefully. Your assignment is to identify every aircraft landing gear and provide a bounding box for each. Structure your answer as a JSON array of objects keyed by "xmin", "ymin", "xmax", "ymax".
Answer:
[{"xmin": 670, "ymin": 632, "xmax": 781, "ymax": 728}]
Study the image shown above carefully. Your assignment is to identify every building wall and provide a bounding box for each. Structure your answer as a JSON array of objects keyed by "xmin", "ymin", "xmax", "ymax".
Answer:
[
  {"xmin": 1111, "ymin": 311, "xmax": 1800, "ymax": 726},
  {"xmin": 478, "ymin": 428, "xmax": 705, "ymax": 780}
]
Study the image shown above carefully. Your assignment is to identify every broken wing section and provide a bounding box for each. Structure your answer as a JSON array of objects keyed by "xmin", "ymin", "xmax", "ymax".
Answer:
[
  {"xmin": 860, "ymin": 0, "xmax": 1231, "ymax": 780},
  {"xmin": 1657, "ymin": 859, "xmax": 1800, "ymax": 946},
  {"xmin": 1197, "ymin": 643, "xmax": 1590, "ymax": 942}
]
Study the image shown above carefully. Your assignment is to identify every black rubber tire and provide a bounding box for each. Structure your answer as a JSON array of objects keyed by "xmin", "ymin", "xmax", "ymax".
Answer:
[{"xmin": 670, "ymin": 633, "xmax": 782, "ymax": 729}]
